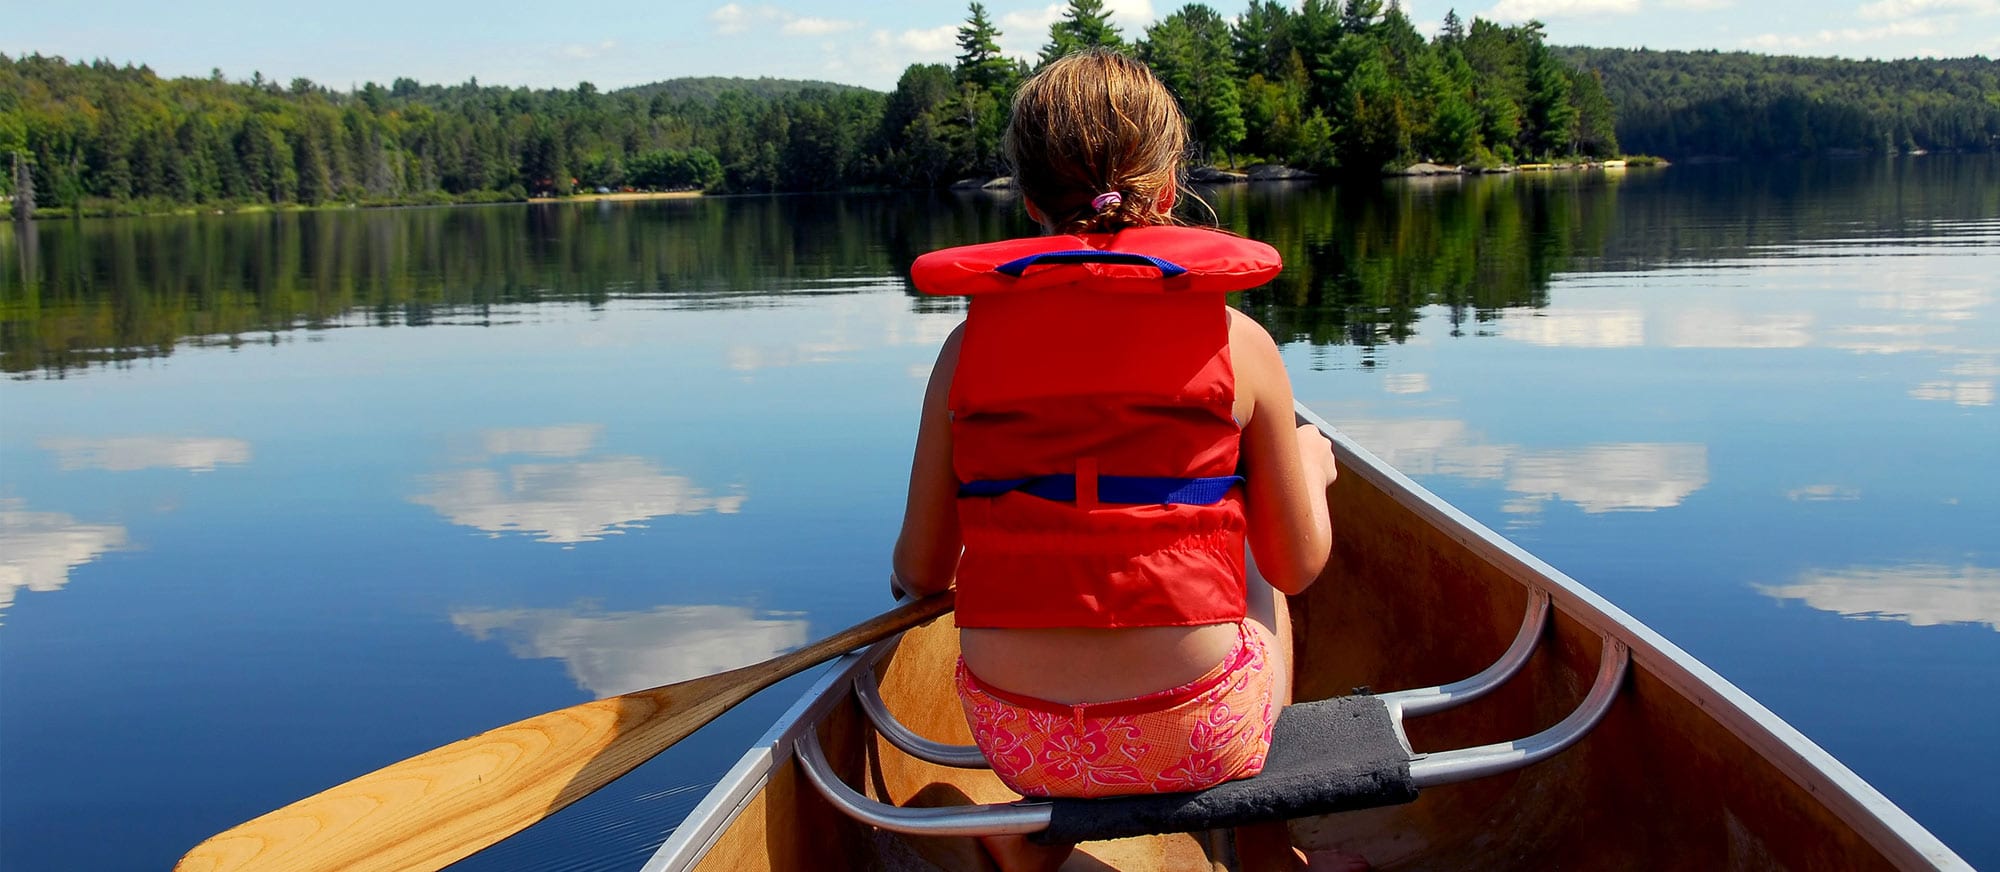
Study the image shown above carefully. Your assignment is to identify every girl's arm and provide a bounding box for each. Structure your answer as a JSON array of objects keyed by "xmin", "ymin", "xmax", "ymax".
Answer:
[
  {"xmin": 1232, "ymin": 310, "xmax": 1336, "ymax": 595},
  {"xmin": 891, "ymin": 325, "xmax": 965, "ymax": 597}
]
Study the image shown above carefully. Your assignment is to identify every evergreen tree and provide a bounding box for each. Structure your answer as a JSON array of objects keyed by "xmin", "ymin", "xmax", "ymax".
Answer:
[
  {"xmin": 1040, "ymin": 0, "xmax": 1124, "ymax": 66},
  {"xmin": 1142, "ymin": 4, "xmax": 1246, "ymax": 163},
  {"xmin": 955, "ymin": 3, "xmax": 1015, "ymax": 92}
]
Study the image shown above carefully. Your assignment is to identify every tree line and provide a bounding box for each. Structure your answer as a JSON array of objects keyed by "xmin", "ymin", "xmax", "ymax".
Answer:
[
  {"xmin": 1558, "ymin": 47, "xmax": 2000, "ymax": 159},
  {"xmin": 3, "ymin": 0, "xmax": 1995, "ymax": 216}
]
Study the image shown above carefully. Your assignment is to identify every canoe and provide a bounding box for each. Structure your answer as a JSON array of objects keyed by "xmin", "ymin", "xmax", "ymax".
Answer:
[{"xmin": 640, "ymin": 405, "xmax": 1970, "ymax": 871}]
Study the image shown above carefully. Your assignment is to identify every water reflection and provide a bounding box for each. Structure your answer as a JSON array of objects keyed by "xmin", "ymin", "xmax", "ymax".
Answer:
[
  {"xmin": 1502, "ymin": 444, "xmax": 1709, "ymax": 517},
  {"xmin": 38, "ymin": 436, "xmax": 251, "ymax": 472},
  {"xmin": 451, "ymin": 604, "xmax": 810, "ymax": 697},
  {"xmin": 1760, "ymin": 564, "xmax": 2000, "ymax": 631},
  {"xmin": 0, "ymin": 498, "xmax": 127, "ymax": 620},
  {"xmin": 413, "ymin": 457, "xmax": 744, "ymax": 545},
  {"xmin": 1336, "ymin": 419, "xmax": 1709, "ymax": 521},
  {"xmin": 1911, "ymin": 357, "xmax": 1998, "ymax": 407},
  {"xmin": 472, "ymin": 425, "xmax": 602, "ymax": 459},
  {"xmin": 1502, "ymin": 309, "xmax": 1646, "ymax": 349},
  {"xmin": 8, "ymin": 158, "xmax": 1992, "ymax": 380},
  {"xmin": 1664, "ymin": 309, "xmax": 1814, "ymax": 349}
]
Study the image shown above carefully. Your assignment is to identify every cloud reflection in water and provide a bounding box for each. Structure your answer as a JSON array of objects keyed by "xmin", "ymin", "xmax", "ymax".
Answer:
[
  {"xmin": 451, "ymin": 604, "xmax": 810, "ymax": 697},
  {"xmin": 412, "ymin": 457, "xmax": 745, "ymax": 545},
  {"xmin": 39, "ymin": 436, "xmax": 252, "ymax": 472},
  {"xmin": 1334, "ymin": 419, "xmax": 1708, "ymax": 521},
  {"xmin": 1759, "ymin": 564, "xmax": 2000, "ymax": 631},
  {"xmin": 414, "ymin": 424, "xmax": 744, "ymax": 544},
  {"xmin": 0, "ymin": 499, "xmax": 128, "ymax": 620}
]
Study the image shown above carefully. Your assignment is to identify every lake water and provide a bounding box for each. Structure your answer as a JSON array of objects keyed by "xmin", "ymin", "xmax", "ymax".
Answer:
[{"xmin": 2, "ymin": 157, "xmax": 1995, "ymax": 870}]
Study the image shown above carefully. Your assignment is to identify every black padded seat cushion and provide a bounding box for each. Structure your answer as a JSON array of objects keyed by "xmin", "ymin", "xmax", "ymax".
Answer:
[{"xmin": 1034, "ymin": 695, "xmax": 1419, "ymax": 844}]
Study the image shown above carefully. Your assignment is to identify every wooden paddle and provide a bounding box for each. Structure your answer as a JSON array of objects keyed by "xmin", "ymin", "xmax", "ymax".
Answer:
[{"xmin": 175, "ymin": 591, "xmax": 954, "ymax": 872}]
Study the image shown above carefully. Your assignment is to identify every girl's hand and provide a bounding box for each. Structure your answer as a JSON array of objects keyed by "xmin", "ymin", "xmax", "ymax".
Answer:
[{"xmin": 1296, "ymin": 424, "xmax": 1337, "ymax": 489}]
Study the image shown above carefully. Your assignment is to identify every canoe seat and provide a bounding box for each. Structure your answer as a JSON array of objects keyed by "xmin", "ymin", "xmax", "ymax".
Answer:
[
  {"xmin": 1036, "ymin": 695, "xmax": 1416, "ymax": 843},
  {"xmin": 798, "ymin": 588, "xmax": 1631, "ymax": 840}
]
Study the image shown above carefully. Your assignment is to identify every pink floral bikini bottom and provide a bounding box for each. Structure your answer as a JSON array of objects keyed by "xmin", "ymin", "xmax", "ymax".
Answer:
[{"xmin": 954, "ymin": 620, "xmax": 1279, "ymax": 799}]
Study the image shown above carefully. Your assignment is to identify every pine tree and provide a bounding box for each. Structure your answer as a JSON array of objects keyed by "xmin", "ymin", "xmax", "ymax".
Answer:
[
  {"xmin": 1040, "ymin": 0, "xmax": 1124, "ymax": 66},
  {"xmin": 955, "ymin": 3, "xmax": 1015, "ymax": 92}
]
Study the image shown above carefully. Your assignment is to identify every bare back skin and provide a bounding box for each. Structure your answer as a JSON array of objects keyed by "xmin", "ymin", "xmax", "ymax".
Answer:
[{"xmin": 897, "ymin": 308, "xmax": 1333, "ymax": 705}]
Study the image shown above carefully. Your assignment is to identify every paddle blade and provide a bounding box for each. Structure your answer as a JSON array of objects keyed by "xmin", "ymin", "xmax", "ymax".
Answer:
[
  {"xmin": 174, "ymin": 592, "xmax": 951, "ymax": 872},
  {"xmin": 174, "ymin": 674, "xmax": 743, "ymax": 872}
]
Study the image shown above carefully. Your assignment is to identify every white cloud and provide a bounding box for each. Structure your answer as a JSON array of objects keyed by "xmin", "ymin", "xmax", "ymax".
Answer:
[
  {"xmin": 1660, "ymin": 0, "xmax": 1735, "ymax": 8},
  {"xmin": 1744, "ymin": 18, "xmax": 1943, "ymax": 51},
  {"xmin": 453, "ymin": 604, "xmax": 810, "ymax": 697},
  {"xmin": 412, "ymin": 457, "xmax": 745, "ymax": 545},
  {"xmin": 1856, "ymin": 0, "xmax": 1999, "ymax": 20},
  {"xmin": 1484, "ymin": 0, "xmax": 1641, "ymax": 21},
  {"xmin": 0, "ymin": 499, "xmax": 127, "ymax": 620},
  {"xmin": 559, "ymin": 40, "xmax": 617, "ymax": 60},
  {"xmin": 710, "ymin": 3, "xmax": 861, "ymax": 38},
  {"xmin": 995, "ymin": 0, "xmax": 1156, "ymax": 59},
  {"xmin": 709, "ymin": 3, "xmax": 755, "ymax": 34},
  {"xmin": 40, "ymin": 436, "xmax": 252, "ymax": 473},
  {"xmin": 783, "ymin": 16, "xmax": 860, "ymax": 36},
  {"xmin": 874, "ymin": 24, "xmax": 959, "ymax": 56},
  {"xmin": 1759, "ymin": 564, "xmax": 2000, "ymax": 630}
]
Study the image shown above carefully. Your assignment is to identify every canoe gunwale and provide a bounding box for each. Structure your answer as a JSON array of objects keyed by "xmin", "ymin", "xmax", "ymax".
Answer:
[
  {"xmin": 639, "ymin": 643, "xmax": 894, "ymax": 872},
  {"xmin": 1294, "ymin": 403, "xmax": 1969, "ymax": 870}
]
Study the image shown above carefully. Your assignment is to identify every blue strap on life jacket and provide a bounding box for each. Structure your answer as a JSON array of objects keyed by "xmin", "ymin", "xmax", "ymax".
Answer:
[
  {"xmin": 992, "ymin": 250, "xmax": 1189, "ymax": 279},
  {"xmin": 959, "ymin": 474, "xmax": 1243, "ymax": 506}
]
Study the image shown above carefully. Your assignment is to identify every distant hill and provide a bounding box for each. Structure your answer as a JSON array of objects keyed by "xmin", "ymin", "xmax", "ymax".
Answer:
[
  {"xmin": 614, "ymin": 76, "xmax": 879, "ymax": 103},
  {"xmin": 1557, "ymin": 47, "xmax": 2000, "ymax": 158}
]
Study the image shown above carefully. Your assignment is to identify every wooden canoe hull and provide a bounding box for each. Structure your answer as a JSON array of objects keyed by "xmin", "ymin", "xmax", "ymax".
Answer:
[{"xmin": 648, "ymin": 409, "xmax": 1965, "ymax": 871}]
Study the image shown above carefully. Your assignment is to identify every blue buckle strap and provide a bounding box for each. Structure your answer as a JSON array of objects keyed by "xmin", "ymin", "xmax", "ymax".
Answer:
[
  {"xmin": 959, "ymin": 474, "xmax": 1243, "ymax": 506},
  {"xmin": 992, "ymin": 250, "xmax": 1190, "ymax": 279}
]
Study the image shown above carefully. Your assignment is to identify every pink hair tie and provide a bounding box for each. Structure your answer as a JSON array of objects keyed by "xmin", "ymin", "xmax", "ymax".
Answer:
[{"xmin": 1090, "ymin": 191, "xmax": 1123, "ymax": 211}]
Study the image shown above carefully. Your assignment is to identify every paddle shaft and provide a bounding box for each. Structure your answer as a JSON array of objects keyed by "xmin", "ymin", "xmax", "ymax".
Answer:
[{"xmin": 175, "ymin": 592, "xmax": 954, "ymax": 872}]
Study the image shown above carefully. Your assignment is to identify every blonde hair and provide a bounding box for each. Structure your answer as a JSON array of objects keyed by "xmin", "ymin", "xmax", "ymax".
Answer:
[{"xmin": 1004, "ymin": 49, "xmax": 1189, "ymax": 235}]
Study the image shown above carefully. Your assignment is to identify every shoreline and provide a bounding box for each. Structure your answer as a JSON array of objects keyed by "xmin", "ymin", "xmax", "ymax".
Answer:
[{"xmin": 529, "ymin": 191, "xmax": 704, "ymax": 203}]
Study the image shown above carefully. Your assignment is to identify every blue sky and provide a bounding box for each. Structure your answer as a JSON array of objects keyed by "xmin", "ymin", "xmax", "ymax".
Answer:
[{"xmin": 10, "ymin": 0, "xmax": 1998, "ymax": 92}]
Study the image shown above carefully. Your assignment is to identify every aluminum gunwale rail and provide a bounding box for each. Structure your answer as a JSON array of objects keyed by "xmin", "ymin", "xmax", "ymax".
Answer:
[
  {"xmin": 1293, "ymin": 402, "xmax": 1970, "ymax": 870},
  {"xmin": 1408, "ymin": 637, "xmax": 1629, "ymax": 787}
]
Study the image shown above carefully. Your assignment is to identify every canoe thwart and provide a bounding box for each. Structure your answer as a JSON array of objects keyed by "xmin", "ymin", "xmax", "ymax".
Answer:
[
  {"xmin": 806, "ymin": 599, "xmax": 1632, "ymax": 841},
  {"xmin": 794, "ymin": 728, "xmax": 1056, "ymax": 836},
  {"xmin": 1034, "ymin": 696, "xmax": 1420, "ymax": 844},
  {"xmin": 1407, "ymin": 636, "xmax": 1630, "ymax": 788},
  {"xmin": 1376, "ymin": 587, "xmax": 1551, "ymax": 719},
  {"xmin": 851, "ymin": 585, "xmax": 1555, "ymax": 771},
  {"xmin": 854, "ymin": 672, "xmax": 992, "ymax": 769}
]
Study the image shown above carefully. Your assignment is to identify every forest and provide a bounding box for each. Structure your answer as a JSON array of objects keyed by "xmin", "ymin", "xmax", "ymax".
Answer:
[{"xmin": 3, "ymin": 0, "xmax": 1996, "ymax": 216}]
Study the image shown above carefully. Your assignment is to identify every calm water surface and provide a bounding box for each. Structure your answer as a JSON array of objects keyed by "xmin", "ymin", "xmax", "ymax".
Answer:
[{"xmin": 2, "ymin": 157, "xmax": 1995, "ymax": 870}]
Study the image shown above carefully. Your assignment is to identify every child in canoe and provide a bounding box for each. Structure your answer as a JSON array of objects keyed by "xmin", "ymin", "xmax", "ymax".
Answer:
[{"xmin": 893, "ymin": 49, "xmax": 1339, "ymax": 871}]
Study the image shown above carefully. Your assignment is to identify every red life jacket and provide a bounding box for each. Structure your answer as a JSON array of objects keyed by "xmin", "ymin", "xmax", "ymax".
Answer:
[{"xmin": 911, "ymin": 226, "xmax": 1283, "ymax": 629}]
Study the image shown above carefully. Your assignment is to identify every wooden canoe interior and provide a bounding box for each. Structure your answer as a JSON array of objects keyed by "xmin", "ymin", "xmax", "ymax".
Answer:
[{"xmin": 684, "ymin": 453, "xmax": 1907, "ymax": 871}]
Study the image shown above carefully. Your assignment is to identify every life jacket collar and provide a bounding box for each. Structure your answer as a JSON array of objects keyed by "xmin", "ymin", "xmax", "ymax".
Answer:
[{"xmin": 912, "ymin": 225, "xmax": 1281, "ymax": 297}]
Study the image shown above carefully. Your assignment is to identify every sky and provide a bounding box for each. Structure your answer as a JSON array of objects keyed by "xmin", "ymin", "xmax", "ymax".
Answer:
[{"xmin": 8, "ymin": 0, "xmax": 1998, "ymax": 93}]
